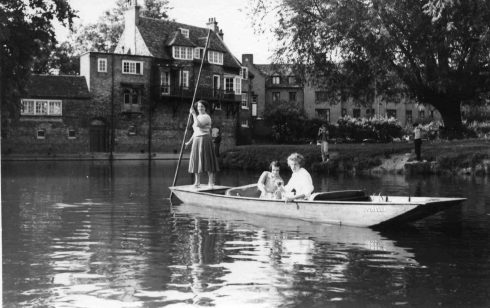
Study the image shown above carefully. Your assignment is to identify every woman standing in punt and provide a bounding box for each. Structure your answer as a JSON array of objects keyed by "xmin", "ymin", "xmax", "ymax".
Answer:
[{"xmin": 185, "ymin": 100, "xmax": 220, "ymax": 188}]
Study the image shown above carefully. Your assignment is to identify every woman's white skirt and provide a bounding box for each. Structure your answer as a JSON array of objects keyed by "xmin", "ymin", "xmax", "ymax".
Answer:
[{"xmin": 188, "ymin": 134, "xmax": 220, "ymax": 173}]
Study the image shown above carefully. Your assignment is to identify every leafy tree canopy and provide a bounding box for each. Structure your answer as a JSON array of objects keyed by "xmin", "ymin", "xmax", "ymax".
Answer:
[
  {"xmin": 70, "ymin": 0, "xmax": 170, "ymax": 54},
  {"xmin": 251, "ymin": 0, "xmax": 490, "ymax": 129},
  {"xmin": 0, "ymin": 0, "xmax": 76, "ymax": 120}
]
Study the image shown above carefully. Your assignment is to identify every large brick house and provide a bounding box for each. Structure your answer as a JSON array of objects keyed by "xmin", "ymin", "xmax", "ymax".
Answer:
[
  {"xmin": 78, "ymin": 1, "xmax": 245, "ymax": 153},
  {"xmin": 2, "ymin": 75, "xmax": 92, "ymax": 154}
]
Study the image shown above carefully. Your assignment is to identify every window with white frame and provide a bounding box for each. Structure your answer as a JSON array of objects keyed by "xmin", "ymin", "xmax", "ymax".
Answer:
[
  {"xmin": 241, "ymin": 93, "xmax": 248, "ymax": 109},
  {"xmin": 208, "ymin": 50, "xmax": 223, "ymax": 65},
  {"xmin": 21, "ymin": 99, "xmax": 62, "ymax": 116},
  {"xmin": 194, "ymin": 47, "xmax": 204, "ymax": 59},
  {"xmin": 179, "ymin": 70, "xmax": 189, "ymax": 88},
  {"xmin": 37, "ymin": 129, "xmax": 46, "ymax": 139},
  {"xmin": 173, "ymin": 46, "xmax": 193, "ymax": 60},
  {"xmin": 224, "ymin": 77, "xmax": 234, "ymax": 93},
  {"xmin": 234, "ymin": 77, "xmax": 241, "ymax": 95},
  {"xmin": 252, "ymin": 95, "xmax": 257, "ymax": 117},
  {"xmin": 160, "ymin": 71, "xmax": 170, "ymax": 95},
  {"xmin": 241, "ymin": 67, "xmax": 248, "ymax": 80},
  {"xmin": 67, "ymin": 129, "xmax": 76, "ymax": 139},
  {"xmin": 180, "ymin": 28, "xmax": 189, "ymax": 38},
  {"xmin": 122, "ymin": 60, "xmax": 143, "ymax": 74},
  {"xmin": 240, "ymin": 119, "xmax": 249, "ymax": 127},
  {"xmin": 98, "ymin": 58, "xmax": 107, "ymax": 72},
  {"xmin": 272, "ymin": 75, "xmax": 280, "ymax": 84}
]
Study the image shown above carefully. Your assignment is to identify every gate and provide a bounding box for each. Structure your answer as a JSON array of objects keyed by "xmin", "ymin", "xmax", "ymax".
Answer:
[{"xmin": 89, "ymin": 119, "xmax": 108, "ymax": 152}]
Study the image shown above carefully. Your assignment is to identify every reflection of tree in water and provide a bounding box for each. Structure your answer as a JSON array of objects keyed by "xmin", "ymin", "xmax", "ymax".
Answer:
[{"xmin": 170, "ymin": 205, "xmax": 421, "ymax": 306}]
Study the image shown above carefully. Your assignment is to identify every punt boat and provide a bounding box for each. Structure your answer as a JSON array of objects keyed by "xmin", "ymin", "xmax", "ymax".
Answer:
[{"xmin": 169, "ymin": 184, "xmax": 466, "ymax": 228}]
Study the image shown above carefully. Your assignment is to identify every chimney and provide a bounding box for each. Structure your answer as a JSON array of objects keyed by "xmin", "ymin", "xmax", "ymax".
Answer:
[
  {"xmin": 125, "ymin": 0, "xmax": 140, "ymax": 26},
  {"xmin": 122, "ymin": 0, "xmax": 140, "ymax": 54},
  {"xmin": 206, "ymin": 17, "xmax": 219, "ymax": 33},
  {"xmin": 242, "ymin": 54, "xmax": 254, "ymax": 64}
]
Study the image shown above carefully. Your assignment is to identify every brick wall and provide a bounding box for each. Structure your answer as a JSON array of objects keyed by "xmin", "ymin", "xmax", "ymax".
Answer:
[{"xmin": 2, "ymin": 98, "xmax": 93, "ymax": 154}]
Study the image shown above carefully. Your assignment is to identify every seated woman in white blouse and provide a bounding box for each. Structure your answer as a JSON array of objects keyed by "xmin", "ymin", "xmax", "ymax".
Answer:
[{"xmin": 281, "ymin": 153, "xmax": 314, "ymax": 201}]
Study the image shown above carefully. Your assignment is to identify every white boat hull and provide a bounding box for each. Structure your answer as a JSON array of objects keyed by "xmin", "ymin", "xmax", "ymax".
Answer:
[{"xmin": 169, "ymin": 185, "xmax": 466, "ymax": 228}]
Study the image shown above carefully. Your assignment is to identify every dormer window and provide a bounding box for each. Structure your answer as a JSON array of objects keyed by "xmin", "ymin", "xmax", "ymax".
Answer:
[
  {"xmin": 180, "ymin": 28, "xmax": 189, "ymax": 38},
  {"xmin": 173, "ymin": 46, "xmax": 193, "ymax": 60},
  {"xmin": 208, "ymin": 50, "xmax": 223, "ymax": 65},
  {"xmin": 272, "ymin": 75, "xmax": 281, "ymax": 84}
]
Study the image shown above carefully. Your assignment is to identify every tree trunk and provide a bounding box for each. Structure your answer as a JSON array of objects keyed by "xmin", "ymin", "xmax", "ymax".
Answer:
[{"xmin": 425, "ymin": 95, "xmax": 464, "ymax": 138}]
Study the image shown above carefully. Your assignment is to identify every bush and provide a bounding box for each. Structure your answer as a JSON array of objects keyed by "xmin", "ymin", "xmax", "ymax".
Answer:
[{"xmin": 264, "ymin": 100, "xmax": 308, "ymax": 143}]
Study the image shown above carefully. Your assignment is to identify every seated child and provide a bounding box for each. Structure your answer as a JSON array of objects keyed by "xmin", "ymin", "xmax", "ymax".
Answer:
[{"xmin": 257, "ymin": 161, "xmax": 284, "ymax": 200}]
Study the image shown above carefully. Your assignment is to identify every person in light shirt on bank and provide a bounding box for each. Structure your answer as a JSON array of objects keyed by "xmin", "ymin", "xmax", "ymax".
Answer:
[
  {"xmin": 281, "ymin": 153, "xmax": 314, "ymax": 202},
  {"xmin": 413, "ymin": 122, "xmax": 423, "ymax": 161}
]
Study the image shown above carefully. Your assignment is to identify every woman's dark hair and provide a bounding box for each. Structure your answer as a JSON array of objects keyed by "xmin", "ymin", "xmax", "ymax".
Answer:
[
  {"xmin": 194, "ymin": 100, "xmax": 209, "ymax": 111},
  {"xmin": 270, "ymin": 160, "xmax": 280, "ymax": 170}
]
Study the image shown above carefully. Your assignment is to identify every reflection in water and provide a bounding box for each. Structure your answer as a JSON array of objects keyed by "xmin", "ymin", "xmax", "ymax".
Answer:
[{"xmin": 2, "ymin": 161, "xmax": 490, "ymax": 307}]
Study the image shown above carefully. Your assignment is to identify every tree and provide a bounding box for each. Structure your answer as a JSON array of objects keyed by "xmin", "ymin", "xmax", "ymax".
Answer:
[
  {"xmin": 251, "ymin": 0, "xmax": 490, "ymax": 131},
  {"xmin": 71, "ymin": 0, "xmax": 170, "ymax": 54},
  {"xmin": 263, "ymin": 100, "xmax": 308, "ymax": 143},
  {"xmin": 0, "ymin": 0, "xmax": 76, "ymax": 124}
]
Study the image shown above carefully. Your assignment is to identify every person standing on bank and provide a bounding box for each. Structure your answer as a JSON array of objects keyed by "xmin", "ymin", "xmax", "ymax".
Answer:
[
  {"xmin": 413, "ymin": 122, "xmax": 423, "ymax": 161},
  {"xmin": 185, "ymin": 100, "xmax": 220, "ymax": 188},
  {"xmin": 212, "ymin": 127, "xmax": 222, "ymax": 157},
  {"xmin": 318, "ymin": 124, "xmax": 330, "ymax": 163}
]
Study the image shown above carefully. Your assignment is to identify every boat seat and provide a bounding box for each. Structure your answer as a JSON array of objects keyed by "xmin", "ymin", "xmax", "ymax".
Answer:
[
  {"xmin": 225, "ymin": 184, "xmax": 261, "ymax": 198},
  {"xmin": 309, "ymin": 190, "xmax": 370, "ymax": 201}
]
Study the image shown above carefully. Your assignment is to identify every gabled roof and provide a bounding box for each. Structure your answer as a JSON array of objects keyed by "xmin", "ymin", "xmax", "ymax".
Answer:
[
  {"xmin": 137, "ymin": 17, "xmax": 240, "ymax": 69},
  {"xmin": 25, "ymin": 75, "xmax": 90, "ymax": 99},
  {"xmin": 166, "ymin": 30, "xmax": 196, "ymax": 47}
]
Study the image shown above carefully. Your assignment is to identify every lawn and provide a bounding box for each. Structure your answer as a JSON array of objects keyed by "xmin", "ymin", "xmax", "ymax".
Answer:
[{"xmin": 220, "ymin": 139, "xmax": 490, "ymax": 174}]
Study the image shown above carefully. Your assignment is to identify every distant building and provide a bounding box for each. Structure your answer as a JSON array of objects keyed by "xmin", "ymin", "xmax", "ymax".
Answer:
[
  {"xmin": 241, "ymin": 54, "xmax": 305, "ymax": 140},
  {"xmin": 241, "ymin": 53, "xmax": 442, "ymax": 141},
  {"xmin": 2, "ymin": 75, "xmax": 92, "ymax": 154}
]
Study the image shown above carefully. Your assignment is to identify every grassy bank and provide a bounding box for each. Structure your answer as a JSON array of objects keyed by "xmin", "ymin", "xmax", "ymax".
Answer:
[{"xmin": 220, "ymin": 139, "xmax": 490, "ymax": 174}]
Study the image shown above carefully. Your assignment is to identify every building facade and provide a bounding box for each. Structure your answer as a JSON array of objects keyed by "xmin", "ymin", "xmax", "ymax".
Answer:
[
  {"xmin": 2, "ymin": 1, "xmax": 246, "ymax": 155},
  {"xmin": 79, "ymin": 2, "xmax": 244, "ymax": 153},
  {"xmin": 242, "ymin": 53, "xmax": 442, "ymax": 139},
  {"xmin": 2, "ymin": 75, "xmax": 93, "ymax": 154}
]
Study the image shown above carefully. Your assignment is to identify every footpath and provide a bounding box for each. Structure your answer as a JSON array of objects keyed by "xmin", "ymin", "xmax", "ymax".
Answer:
[{"xmin": 1, "ymin": 153, "xmax": 189, "ymax": 161}]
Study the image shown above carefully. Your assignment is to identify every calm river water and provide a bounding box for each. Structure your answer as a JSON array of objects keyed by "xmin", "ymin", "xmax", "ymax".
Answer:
[{"xmin": 2, "ymin": 160, "xmax": 489, "ymax": 307}]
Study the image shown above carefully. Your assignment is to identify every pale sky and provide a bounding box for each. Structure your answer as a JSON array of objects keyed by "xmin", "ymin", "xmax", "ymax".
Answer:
[{"xmin": 55, "ymin": 0, "xmax": 276, "ymax": 64}]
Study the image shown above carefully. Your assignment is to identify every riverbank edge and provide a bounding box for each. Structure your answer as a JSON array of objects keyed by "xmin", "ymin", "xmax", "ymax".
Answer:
[
  {"xmin": 219, "ymin": 140, "xmax": 490, "ymax": 176},
  {"xmin": 1, "ymin": 153, "xmax": 189, "ymax": 161}
]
